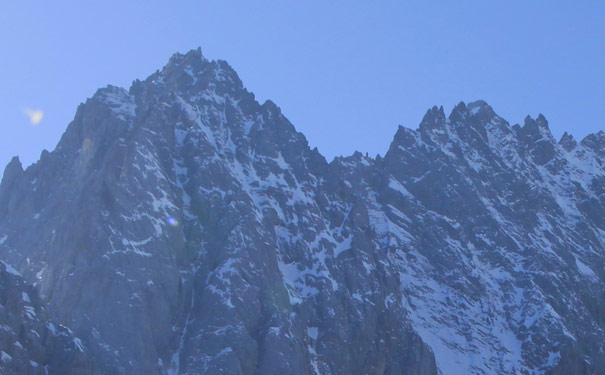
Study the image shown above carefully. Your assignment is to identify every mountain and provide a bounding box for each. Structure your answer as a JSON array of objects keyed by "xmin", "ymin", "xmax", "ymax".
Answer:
[{"xmin": 0, "ymin": 48, "xmax": 603, "ymax": 375}]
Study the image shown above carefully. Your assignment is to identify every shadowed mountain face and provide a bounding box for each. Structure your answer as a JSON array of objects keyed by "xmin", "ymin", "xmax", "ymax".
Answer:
[
  {"xmin": 0, "ymin": 262, "xmax": 93, "ymax": 375},
  {"xmin": 0, "ymin": 48, "xmax": 603, "ymax": 375}
]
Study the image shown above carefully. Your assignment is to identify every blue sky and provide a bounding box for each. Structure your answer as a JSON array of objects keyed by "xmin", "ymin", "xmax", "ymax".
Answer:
[{"xmin": 1, "ymin": 1, "xmax": 603, "ymax": 168}]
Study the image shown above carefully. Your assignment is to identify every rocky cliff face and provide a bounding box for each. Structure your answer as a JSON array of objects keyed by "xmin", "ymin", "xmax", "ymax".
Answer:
[
  {"xmin": 0, "ymin": 261, "xmax": 93, "ymax": 374},
  {"xmin": 0, "ymin": 48, "xmax": 603, "ymax": 375}
]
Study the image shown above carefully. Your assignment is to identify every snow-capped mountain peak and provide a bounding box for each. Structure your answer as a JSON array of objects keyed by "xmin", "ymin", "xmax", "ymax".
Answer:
[{"xmin": 0, "ymin": 49, "xmax": 603, "ymax": 375}]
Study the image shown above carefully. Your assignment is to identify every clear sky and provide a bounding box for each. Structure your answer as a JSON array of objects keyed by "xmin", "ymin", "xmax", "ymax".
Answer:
[{"xmin": 1, "ymin": 1, "xmax": 603, "ymax": 169}]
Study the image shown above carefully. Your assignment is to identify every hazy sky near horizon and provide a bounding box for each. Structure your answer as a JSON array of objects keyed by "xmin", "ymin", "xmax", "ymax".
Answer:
[{"xmin": 1, "ymin": 1, "xmax": 603, "ymax": 168}]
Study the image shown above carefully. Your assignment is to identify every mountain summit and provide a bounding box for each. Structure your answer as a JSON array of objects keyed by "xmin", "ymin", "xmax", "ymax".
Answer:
[{"xmin": 0, "ymin": 49, "xmax": 603, "ymax": 375}]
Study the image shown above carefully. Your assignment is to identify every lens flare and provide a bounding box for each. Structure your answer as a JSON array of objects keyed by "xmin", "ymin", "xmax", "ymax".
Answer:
[
  {"xmin": 23, "ymin": 108, "xmax": 44, "ymax": 125},
  {"xmin": 166, "ymin": 216, "xmax": 179, "ymax": 227}
]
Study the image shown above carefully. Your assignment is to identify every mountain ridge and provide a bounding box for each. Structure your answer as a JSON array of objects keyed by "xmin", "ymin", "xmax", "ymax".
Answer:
[
  {"xmin": 10, "ymin": 48, "xmax": 603, "ymax": 170},
  {"xmin": 0, "ymin": 48, "xmax": 603, "ymax": 375}
]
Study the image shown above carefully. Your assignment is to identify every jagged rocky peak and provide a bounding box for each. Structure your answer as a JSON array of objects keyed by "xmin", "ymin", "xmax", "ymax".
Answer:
[
  {"xmin": 466, "ymin": 99, "xmax": 496, "ymax": 118},
  {"xmin": 389, "ymin": 100, "xmax": 506, "ymax": 156},
  {"xmin": 0, "ymin": 157, "xmax": 24, "ymax": 221},
  {"xmin": 519, "ymin": 113, "xmax": 553, "ymax": 140},
  {"xmin": 167, "ymin": 46, "xmax": 207, "ymax": 66},
  {"xmin": 449, "ymin": 100, "xmax": 503, "ymax": 146},
  {"xmin": 419, "ymin": 105, "xmax": 446, "ymax": 130},
  {"xmin": 448, "ymin": 101, "xmax": 470, "ymax": 123},
  {"xmin": 135, "ymin": 47, "xmax": 245, "ymax": 99},
  {"xmin": 91, "ymin": 85, "xmax": 135, "ymax": 116},
  {"xmin": 580, "ymin": 130, "xmax": 605, "ymax": 157},
  {"xmin": 333, "ymin": 150, "xmax": 373, "ymax": 164},
  {"xmin": 0, "ymin": 49, "xmax": 603, "ymax": 375},
  {"xmin": 152, "ymin": 47, "xmax": 210, "ymax": 87},
  {"xmin": 419, "ymin": 100, "xmax": 498, "ymax": 132},
  {"xmin": 386, "ymin": 125, "xmax": 421, "ymax": 156},
  {"xmin": 515, "ymin": 114, "xmax": 558, "ymax": 165},
  {"xmin": 329, "ymin": 150, "xmax": 375, "ymax": 176},
  {"xmin": 559, "ymin": 132, "xmax": 577, "ymax": 152},
  {"xmin": 51, "ymin": 84, "xmax": 135, "ymax": 170},
  {"xmin": 0, "ymin": 156, "xmax": 23, "ymax": 184},
  {"xmin": 449, "ymin": 100, "xmax": 496, "ymax": 124}
]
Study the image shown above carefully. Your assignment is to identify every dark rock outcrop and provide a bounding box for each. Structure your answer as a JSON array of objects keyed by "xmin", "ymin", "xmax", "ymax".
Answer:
[{"xmin": 0, "ymin": 262, "xmax": 92, "ymax": 375}]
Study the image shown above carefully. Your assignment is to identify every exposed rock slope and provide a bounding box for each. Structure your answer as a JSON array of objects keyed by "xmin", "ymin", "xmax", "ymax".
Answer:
[
  {"xmin": 0, "ymin": 48, "xmax": 603, "ymax": 374},
  {"xmin": 0, "ymin": 261, "xmax": 92, "ymax": 374}
]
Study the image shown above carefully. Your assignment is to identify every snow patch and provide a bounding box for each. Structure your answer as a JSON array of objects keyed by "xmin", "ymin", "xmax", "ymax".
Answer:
[
  {"xmin": 307, "ymin": 327, "xmax": 318, "ymax": 340},
  {"xmin": 574, "ymin": 257, "xmax": 597, "ymax": 279},
  {"xmin": 1, "ymin": 261, "xmax": 21, "ymax": 276},
  {"xmin": 388, "ymin": 177, "xmax": 414, "ymax": 199}
]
